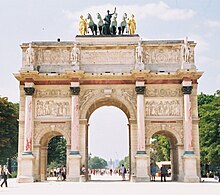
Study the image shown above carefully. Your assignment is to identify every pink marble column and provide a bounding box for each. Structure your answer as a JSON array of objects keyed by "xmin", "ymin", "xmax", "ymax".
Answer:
[
  {"xmin": 135, "ymin": 83, "xmax": 146, "ymax": 154},
  {"xmin": 24, "ymin": 86, "xmax": 35, "ymax": 154},
  {"xmin": 70, "ymin": 84, "xmax": 80, "ymax": 155},
  {"xmin": 182, "ymin": 81, "xmax": 194, "ymax": 154}
]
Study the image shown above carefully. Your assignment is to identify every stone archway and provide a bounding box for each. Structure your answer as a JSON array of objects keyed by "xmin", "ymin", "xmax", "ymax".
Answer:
[
  {"xmin": 79, "ymin": 96, "xmax": 134, "ymax": 181},
  {"xmin": 33, "ymin": 125, "xmax": 71, "ymax": 182},
  {"xmin": 146, "ymin": 123, "xmax": 184, "ymax": 181}
]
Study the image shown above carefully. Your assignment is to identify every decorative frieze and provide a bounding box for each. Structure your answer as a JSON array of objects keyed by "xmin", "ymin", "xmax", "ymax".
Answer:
[
  {"xmin": 80, "ymin": 49, "xmax": 134, "ymax": 65},
  {"xmin": 36, "ymin": 100, "xmax": 70, "ymax": 117},
  {"xmin": 35, "ymin": 89, "xmax": 70, "ymax": 98},
  {"xmin": 145, "ymin": 100, "xmax": 181, "ymax": 116},
  {"xmin": 146, "ymin": 88, "xmax": 182, "ymax": 97},
  {"xmin": 24, "ymin": 87, "xmax": 35, "ymax": 96}
]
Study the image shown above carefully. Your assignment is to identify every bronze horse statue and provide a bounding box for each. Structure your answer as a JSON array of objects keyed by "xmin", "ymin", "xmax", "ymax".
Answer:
[{"xmin": 87, "ymin": 13, "xmax": 97, "ymax": 35}]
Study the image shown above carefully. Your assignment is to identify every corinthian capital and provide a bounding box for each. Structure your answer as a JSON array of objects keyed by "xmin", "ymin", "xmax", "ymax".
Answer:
[
  {"xmin": 24, "ymin": 87, "xmax": 35, "ymax": 96},
  {"xmin": 181, "ymin": 86, "xmax": 193, "ymax": 94},
  {"xmin": 70, "ymin": 87, "xmax": 80, "ymax": 95}
]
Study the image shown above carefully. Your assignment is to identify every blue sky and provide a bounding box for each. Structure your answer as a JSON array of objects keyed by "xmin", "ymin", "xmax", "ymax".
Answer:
[{"xmin": 1, "ymin": 0, "xmax": 220, "ymax": 160}]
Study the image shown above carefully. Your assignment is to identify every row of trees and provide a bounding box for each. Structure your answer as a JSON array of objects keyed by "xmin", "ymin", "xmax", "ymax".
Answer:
[{"xmin": 0, "ymin": 91, "xmax": 219, "ymax": 173}]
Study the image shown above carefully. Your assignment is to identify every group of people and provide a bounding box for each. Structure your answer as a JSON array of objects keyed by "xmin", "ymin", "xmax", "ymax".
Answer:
[
  {"xmin": 80, "ymin": 164, "xmax": 128, "ymax": 181},
  {"xmin": 150, "ymin": 162, "xmax": 170, "ymax": 182},
  {"xmin": 0, "ymin": 165, "xmax": 11, "ymax": 188},
  {"xmin": 49, "ymin": 166, "xmax": 66, "ymax": 181}
]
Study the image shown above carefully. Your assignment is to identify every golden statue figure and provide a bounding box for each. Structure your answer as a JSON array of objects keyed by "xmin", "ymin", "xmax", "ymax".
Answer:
[
  {"xmin": 79, "ymin": 15, "xmax": 87, "ymax": 35},
  {"xmin": 128, "ymin": 14, "xmax": 136, "ymax": 35}
]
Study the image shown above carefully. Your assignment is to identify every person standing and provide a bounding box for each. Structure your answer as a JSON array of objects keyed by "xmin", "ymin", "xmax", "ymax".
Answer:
[
  {"xmin": 121, "ymin": 164, "xmax": 126, "ymax": 181},
  {"xmin": 160, "ymin": 165, "xmax": 167, "ymax": 182},
  {"xmin": 1, "ymin": 165, "xmax": 11, "ymax": 187},
  {"xmin": 150, "ymin": 162, "xmax": 156, "ymax": 181}
]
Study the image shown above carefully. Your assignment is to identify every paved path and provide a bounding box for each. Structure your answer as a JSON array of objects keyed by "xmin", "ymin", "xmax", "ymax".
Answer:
[{"xmin": 0, "ymin": 176, "xmax": 219, "ymax": 195}]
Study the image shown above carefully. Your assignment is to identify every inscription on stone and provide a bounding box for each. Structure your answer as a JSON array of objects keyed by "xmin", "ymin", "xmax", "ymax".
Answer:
[
  {"xmin": 35, "ymin": 89, "xmax": 70, "ymax": 97},
  {"xmin": 81, "ymin": 49, "xmax": 134, "ymax": 65}
]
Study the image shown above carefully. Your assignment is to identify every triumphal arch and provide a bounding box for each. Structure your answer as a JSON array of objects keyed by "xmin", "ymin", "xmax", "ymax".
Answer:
[{"xmin": 15, "ymin": 28, "xmax": 203, "ymax": 182}]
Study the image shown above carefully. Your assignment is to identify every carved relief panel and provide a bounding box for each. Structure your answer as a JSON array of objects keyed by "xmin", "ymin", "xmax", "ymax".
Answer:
[
  {"xmin": 35, "ymin": 88, "xmax": 71, "ymax": 118},
  {"xmin": 145, "ymin": 86, "xmax": 183, "ymax": 117},
  {"xmin": 80, "ymin": 49, "xmax": 134, "ymax": 65}
]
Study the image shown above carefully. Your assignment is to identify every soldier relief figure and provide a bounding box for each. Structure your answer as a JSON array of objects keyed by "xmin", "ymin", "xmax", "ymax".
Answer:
[
  {"xmin": 71, "ymin": 44, "xmax": 80, "ymax": 65},
  {"xmin": 26, "ymin": 43, "xmax": 34, "ymax": 65},
  {"xmin": 182, "ymin": 37, "xmax": 190, "ymax": 63}
]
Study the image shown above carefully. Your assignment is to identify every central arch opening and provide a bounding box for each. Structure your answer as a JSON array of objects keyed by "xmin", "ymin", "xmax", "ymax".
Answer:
[{"xmin": 87, "ymin": 106, "xmax": 129, "ymax": 181}]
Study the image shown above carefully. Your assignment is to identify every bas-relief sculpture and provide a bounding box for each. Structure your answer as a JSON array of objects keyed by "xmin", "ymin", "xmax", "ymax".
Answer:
[
  {"xmin": 145, "ymin": 100, "xmax": 181, "ymax": 116},
  {"xmin": 143, "ymin": 47, "xmax": 182, "ymax": 64},
  {"xmin": 36, "ymin": 100, "xmax": 70, "ymax": 117}
]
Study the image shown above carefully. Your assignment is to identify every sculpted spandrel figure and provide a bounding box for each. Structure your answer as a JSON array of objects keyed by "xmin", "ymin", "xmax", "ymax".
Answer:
[
  {"xmin": 71, "ymin": 44, "xmax": 80, "ymax": 65},
  {"xmin": 26, "ymin": 43, "xmax": 34, "ymax": 65}
]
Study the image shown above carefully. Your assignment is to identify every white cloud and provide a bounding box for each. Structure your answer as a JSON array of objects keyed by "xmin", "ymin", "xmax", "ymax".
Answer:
[
  {"xmin": 63, "ymin": 2, "xmax": 195, "ymax": 35},
  {"xmin": 205, "ymin": 20, "xmax": 220, "ymax": 28}
]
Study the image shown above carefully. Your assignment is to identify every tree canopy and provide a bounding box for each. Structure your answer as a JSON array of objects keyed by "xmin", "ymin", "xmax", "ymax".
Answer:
[
  {"xmin": 0, "ymin": 97, "xmax": 19, "ymax": 165},
  {"xmin": 47, "ymin": 136, "xmax": 67, "ymax": 166},
  {"xmin": 88, "ymin": 156, "xmax": 107, "ymax": 169},
  {"xmin": 198, "ymin": 92, "xmax": 220, "ymax": 168}
]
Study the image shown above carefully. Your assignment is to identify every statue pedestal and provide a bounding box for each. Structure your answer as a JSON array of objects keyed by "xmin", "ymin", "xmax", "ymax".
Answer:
[
  {"xmin": 181, "ymin": 62, "xmax": 195, "ymax": 70},
  {"xmin": 135, "ymin": 153, "xmax": 150, "ymax": 182},
  {"xmin": 182, "ymin": 154, "xmax": 200, "ymax": 182},
  {"xmin": 72, "ymin": 63, "xmax": 80, "ymax": 70},
  {"xmin": 67, "ymin": 154, "xmax": 81, "ymax": 182},
  {"xmin": 20, "ymin": 65, "xmax": 34, "ymax": 71},
  {"xmin": 135, "ymin": 63, "xmax": 144, "ymax": 70},
  {"xmin": 17, "ymin": 154, "xmax": 35, "ymax": 183}
]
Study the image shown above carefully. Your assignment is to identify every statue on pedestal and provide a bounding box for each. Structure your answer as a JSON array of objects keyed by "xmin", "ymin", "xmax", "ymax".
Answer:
[
  {"xmin": 71, "ymin": 44, "xmax": 80, "ymax": 65},
  {"xmin": 135, "ymin": 41, "xmax": 144, "ymax": 70},
  {"xmin": 110, "ymin": 13, "xmax": 117, "ymax": 35},
  {"xmin": 182, "ymin": 37, "xmax": 190, "ymax": 63},
  {"xmin": 97, "ymin": 13, "xmax": 104, "ymax": 35},
  {"xmin": 118, "ymin": 13, "xmax": 127, "ymax": 35},
  {"xmin": 87, "ymin": 13, "xmax": 97, "ymax": 35},
  {"xmin": 128, "ymin": 14, "xmax": 136, "ymax": 35},
  {"xmin": 79, "ymin": 15, "xmax": 87, "ymax": 35},
  {"xmin": 102, "ymin": 7, "xmax": 116, "ymax": 35},
  {"xmin": 26, "ymin": 43, "xmax": 34, "ymax": 65}
]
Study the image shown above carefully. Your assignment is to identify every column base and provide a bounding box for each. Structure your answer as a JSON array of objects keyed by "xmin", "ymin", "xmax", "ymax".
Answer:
[
  {"xmin": 183, "ymin": 153, "xmax": 200, "ymax": 183},
  {"xmin": 67, "ymin": 154, "xmax": 81, "ymax": 182},
  {"xmin": 135, "ymin": 153, "xmax": 150, "ymax": 182},
  {"xmin": 17, "ymin": 154, "xmax": 35, "ymax": 183}
]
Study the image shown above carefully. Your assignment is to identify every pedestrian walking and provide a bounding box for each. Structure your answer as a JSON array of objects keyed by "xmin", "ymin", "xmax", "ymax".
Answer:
[{"xmin": 1, "ymin": 165, "xmax": 12, "ymax": 187}]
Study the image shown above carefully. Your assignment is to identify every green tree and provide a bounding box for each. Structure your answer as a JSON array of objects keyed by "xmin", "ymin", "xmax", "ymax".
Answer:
[
  {"xmin": 88, "ymin": 156, "xmax": 107, "ymax": 169},
  {"xmin": 199, "ymin": 92, "xmax": 220, "ymax": 168},
  {"xmin": 150, "ymin": 135, "xmax": 170, "ymax": 162},
  {"xmin": 0, "ymin": 97, "xmax": 18, "ymax": 165},
  {"xmin": 118, "ymin": 156, "xmax": 129, "ymax": 168},
  {"xmin": 47, "ymin": 136, "xmax": 67, "ymax": 166}
]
